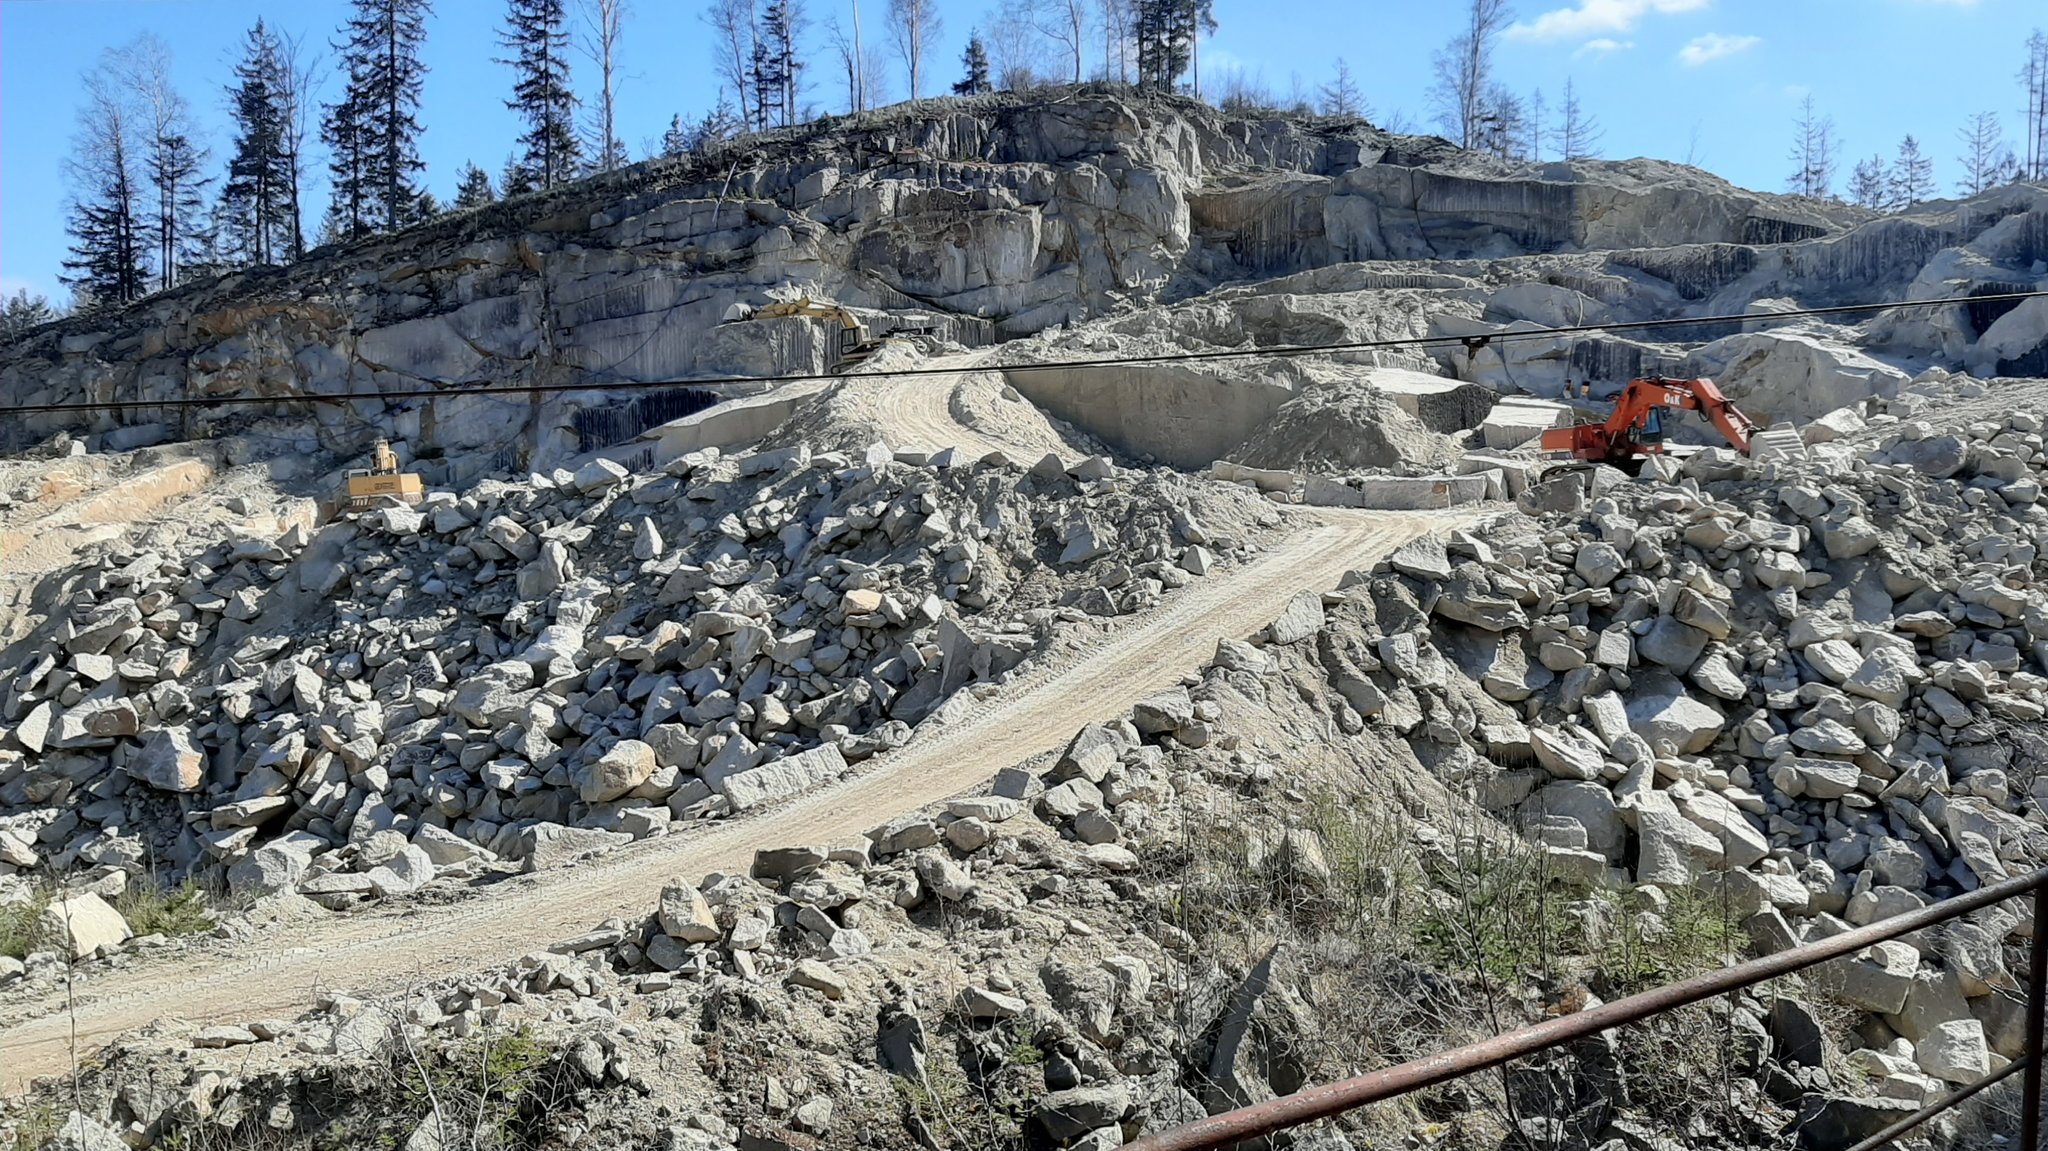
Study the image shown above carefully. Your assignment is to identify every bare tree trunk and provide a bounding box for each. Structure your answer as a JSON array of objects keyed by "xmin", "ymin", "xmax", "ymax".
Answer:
[
  {"xmin": 706, "ymin": 0, "xmax": 755, "ymax": 130},
  {"xmin": 273, "ymin": 31, "xmax": 315, "ymax": 259},
  {"xmin": 119, "ymin": 37, "xmax": 180, "ymax": 289},
  {"xmin": 582, "ymin": 0, "xmax": 628, "ymax": 170},
  {"xmin": 851, "ymin": 0, "xmax": 865, "ymax": 111},
  {"xmin": 1068, "ymin": 0, "xmax": 1084, "ymax": 81},
  {"xmin": 889, "ymin": 0, "xmax": 938, "ymax": 99}
]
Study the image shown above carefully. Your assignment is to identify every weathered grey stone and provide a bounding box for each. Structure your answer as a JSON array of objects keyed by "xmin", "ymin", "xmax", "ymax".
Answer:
[
  {"xmin": 659, "ymin": 883, "xmax": 721, "ymax": 943},
  {"xmin": 716, "ymin": 744, "xmax": 847, "ymax": 811},
  {"xmin": 787, "ymin": 959, "xmax": 848, "ymax": 999},
  {"xmin": 1268, "ymin": 590, "xmax": 1325, "ymax": 644},
  {"xmin": 1036, "ymin": 1084, "xmax": 1132, "ymax": 1141},
  {"xmin": 1623, "ymin": 686, "xmax": 1724, "ymax": 755},
  {"xmin": 1915, "ymin": 1019, "xmax": 1990, "ymax": 1084},
  {"xmin": 577, "ymin": 739, "xmax": 656, "ymax": 803},
  {"xmin": 514, "ymin": 823, "xmax": 632, "ymax": 872},
  {"xmin": 1637, "ymin": 616, "xmax": 1709, "ymax": 672},
  {"xmin": 131, "ymin": 726, "xmax": 205, "ymax": 793},
  {"xmin": 38, "ymin": 892, "xmax": 132, "ymax": 959}
]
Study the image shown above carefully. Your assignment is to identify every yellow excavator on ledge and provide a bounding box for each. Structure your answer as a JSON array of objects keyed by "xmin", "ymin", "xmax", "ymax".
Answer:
[
  {"xmin": 736, "ymin": 296, "xmax": 880, "ymax": 372},
  {"xmin": 343, "ymin": 439, "xmax": 423, "ymax": 511}
]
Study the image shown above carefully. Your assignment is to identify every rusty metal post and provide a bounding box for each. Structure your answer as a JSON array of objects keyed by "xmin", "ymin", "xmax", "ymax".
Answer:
[{"xmin": 2026, "ymin": 880, "xmax": 2047, "ymax": 1151}]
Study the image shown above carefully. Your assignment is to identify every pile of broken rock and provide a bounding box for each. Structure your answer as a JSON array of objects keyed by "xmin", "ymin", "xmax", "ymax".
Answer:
[
  {"xmin": 1409, "ymin": 378, "xmax": 2048, "ymax": 1109},
  {"xmin": 0, "ymin": 438, "xmax": 1268, "ymax": 941}
]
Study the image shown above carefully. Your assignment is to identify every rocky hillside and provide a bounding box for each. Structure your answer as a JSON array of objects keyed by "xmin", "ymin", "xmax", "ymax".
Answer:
[
  {"xmin": 5, "ymin": 88, "xmax": 2048, "ymax": 1151},
  {"xmin": 15, "ymin": 370, "xmax": 2048, "ymax": 1151},
  {"xmin": 0, "ymin": 86, "xmax": 1902, "ymax": 474}
]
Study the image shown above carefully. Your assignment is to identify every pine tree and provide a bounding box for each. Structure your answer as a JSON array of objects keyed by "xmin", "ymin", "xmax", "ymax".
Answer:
[
  {"xmin": 1479, "ymin": 84, "xmax": 1526, "ymax": 160},
  {"xmin": 1888, "ymin": 135, "xmax": 1935, "ymax": 210},
  {"xmin": 752, "ymin": 36, "xmax": 785, "ymax": 128},
  {"xmin": 0, "ymin": 290, "xmax": 58, "ymax": 341},
  {"xmin": 63, "ymin": 68, "xmax": 151, "ymax": 309},
  {"xmin": 704, "ymin": 0, "xmax": 758, "ymax": 130},
  {"xmin": 758, "ymin": 0, "xmax": 801, "ymax": 129},
  {"xmin": 1319, "ymin": 58, "xmax": 1365, "ymax": 118},
  {"xmin": 322, "ymin": 59, "xmax": 373, "ymax": 243},
  {"xmin": 1849, "ymin": 154, "xmax": 1888, "ymax": 210},
  {"xmin": 222, "ymin": 20, "xmax": 291, "ymax": 266},
  {"xmin": 500, "ymin": 153, "xmax": 534, "ymax": 199},
  {"xmin": 330, "ymin": 0, "xmax": 432, "ymax": 234},
  {"xmin": 500, "ymin": 0, "xmax": 582, "ymax": 191},
  {"xmin": 955, "ymin": 35, "xmax": 992, "ymax": 94},
  {"xmin": 453, "ymin": 162, "xmax": 497, "ymax": 209},
  {"xmin": 678, "ymin": 94, "xmax": 742, "ymax": 153},
  {"xmin": 1996, "ymin": 148, "xmax": 2021, "ymax": 186},
  {"xmin": 1783, "ymin": 95, "xmax": 1836, "ymax": 199},
  {"xmin": 751, "ymin": 1, "xmax": 802, "ymax": 129},
  {"xmin": 1135, "ymin": 0, "xmax": 1212, "ymax": 93},
  {"xmin": 1552, "ymin": 76, "xmax": 1602, "ymax": 160},
  {"xmin": 661, "ymin": 114, "xmax": 691, "ymax": 156}
]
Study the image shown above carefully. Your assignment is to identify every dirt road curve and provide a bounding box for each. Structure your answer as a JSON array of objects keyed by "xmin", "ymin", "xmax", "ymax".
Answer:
[
  {"xmin": 823, "ymin": 357, "xmax": 1083, "ymax": 461},
  {"xmin": 1, "ymin": 507, "xmax": 1472, "ymax": 1093}
]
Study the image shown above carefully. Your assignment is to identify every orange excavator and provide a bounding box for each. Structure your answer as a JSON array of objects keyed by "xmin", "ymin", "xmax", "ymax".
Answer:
[{"xmin": 1539, "ymin": 376, "xmax": 1759, "ymax": 468}]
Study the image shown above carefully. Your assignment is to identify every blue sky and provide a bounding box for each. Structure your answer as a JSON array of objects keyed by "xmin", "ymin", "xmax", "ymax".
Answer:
[{"xmin": 0, "ymin": 0, "xmax": 2036, "ymax": 304}]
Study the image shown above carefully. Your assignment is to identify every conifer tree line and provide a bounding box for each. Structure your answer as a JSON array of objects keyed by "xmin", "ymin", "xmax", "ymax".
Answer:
[
  {"xmin": 57, "ymin": 0, "xmax": 1259, "ymax": 314},
  {"xmin": 51, "ymin": 0, "xmax": 2048, "ymax": 317},
  {"xmin": 1786, "ymin": 28, "xmax": 2046, "ymax": 210}
]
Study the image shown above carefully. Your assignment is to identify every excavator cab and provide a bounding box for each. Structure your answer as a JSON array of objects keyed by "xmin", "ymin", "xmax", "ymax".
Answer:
[
  {"xmin": 1631, "ymin": 407, "xmax": 1665, "ymax": 446},
  {"xmin": 343, "ymin": 438, "xmax": 424, "ymax": 511}
]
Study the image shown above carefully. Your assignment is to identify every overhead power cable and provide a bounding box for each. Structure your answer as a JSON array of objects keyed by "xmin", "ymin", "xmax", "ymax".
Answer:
[{"xmin": 2, "ymin": 290, "xmax": 2041, "ymax": 417}]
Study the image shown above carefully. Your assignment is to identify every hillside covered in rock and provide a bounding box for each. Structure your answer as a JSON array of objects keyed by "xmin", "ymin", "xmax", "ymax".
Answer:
[{"xmin": 4, "ymin": 85, "xmax": 2048, "ymax": 1151}]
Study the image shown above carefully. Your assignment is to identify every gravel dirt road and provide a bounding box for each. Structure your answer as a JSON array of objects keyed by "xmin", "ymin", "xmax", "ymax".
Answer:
[{"xmin": 0, "ymin": 505, "xmax": 1474, "ymax": 1092}]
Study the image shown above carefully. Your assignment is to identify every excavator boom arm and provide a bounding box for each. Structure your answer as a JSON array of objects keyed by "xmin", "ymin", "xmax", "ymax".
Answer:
[{"xmin": 1538, "ymin": 376, "xmax": 1759, "ymax": 464}]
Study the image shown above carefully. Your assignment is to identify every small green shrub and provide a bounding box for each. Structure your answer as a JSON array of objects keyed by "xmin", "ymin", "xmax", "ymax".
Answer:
[
  {"xmin": 5, "ymin": 1097, "xmax": 63, "ymax": 1151},
  {"xmin": 117, "ymin": 880, "xmax": 214, "ymax": 939},
  {"xmin": 1591, "ymin": 888, "xmax": 1745, "ymax": 996},
  {"xmin": 0, "ymin": 889, "xmax": 51, "ymax": 960},
  {"xmin": 1415, "ymin": 836, "xmax": 1579, "ymax": 987}
]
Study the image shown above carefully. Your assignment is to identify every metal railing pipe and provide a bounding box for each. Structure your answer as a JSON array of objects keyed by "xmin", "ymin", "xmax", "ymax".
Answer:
[
  {"xmin": 2025, "ymin": 882, "xmax": 2047, "ymax": 1151},
  {"xmin": 1123, "ymin": 866, "xmax": 2048, "ymax": 1151},
  {"xmin": 1839, "ymin": 1055, "xmax": 2031, "ymax": 1151}
]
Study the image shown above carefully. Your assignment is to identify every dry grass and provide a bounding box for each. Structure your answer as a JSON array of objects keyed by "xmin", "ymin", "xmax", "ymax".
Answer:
[{"xmin": 0, "ymin": 888, "xmax": 51, "ymax": 960}]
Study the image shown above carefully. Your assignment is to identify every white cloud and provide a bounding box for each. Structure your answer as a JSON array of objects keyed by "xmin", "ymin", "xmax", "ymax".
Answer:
[
  {"xmin": 1508, "ymin": 0, "xmax": 1710, "ymax": 42},
  {"xmin": 1677, "ymin": 32, "xmax": 1760, "ymax": 66},
  {"xmin": 1573, "ymin": 37, "xmax": 1635, "ymax": 57}
]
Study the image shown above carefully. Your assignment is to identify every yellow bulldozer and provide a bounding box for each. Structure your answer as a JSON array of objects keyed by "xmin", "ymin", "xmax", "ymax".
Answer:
[{"xmin": 343, "ymin": 439, "xmax": 423, "ymax": 511}]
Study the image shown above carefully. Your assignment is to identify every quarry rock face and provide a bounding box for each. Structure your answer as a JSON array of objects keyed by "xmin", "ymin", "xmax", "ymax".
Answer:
[{"xmin": 15, "ymin": 91, "xmax": 2037, "ymax": 479}]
